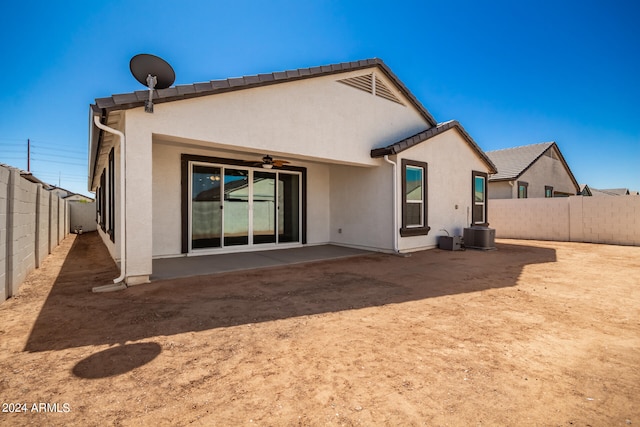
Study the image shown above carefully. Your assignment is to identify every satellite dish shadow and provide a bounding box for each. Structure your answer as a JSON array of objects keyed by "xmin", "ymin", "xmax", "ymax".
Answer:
[{"xmin": 72, "ymin": 342, "xmax": 162, "ymax": 379}]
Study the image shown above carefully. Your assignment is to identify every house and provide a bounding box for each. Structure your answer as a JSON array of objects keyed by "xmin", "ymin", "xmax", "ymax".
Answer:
[
  {"xmin": 88, "ymin": 58, "xmax": 497, "ymax": 286},
  {"xmin": 64, "ymin": 193, "xmax": 94, "ymax": 202},
  {"xmin": 578, "ymin": 184, "xmax": 592, "ymax": 196},
  {"xmin": 485, "ymin": 142, "xmax": 579, "ymax": 199}
]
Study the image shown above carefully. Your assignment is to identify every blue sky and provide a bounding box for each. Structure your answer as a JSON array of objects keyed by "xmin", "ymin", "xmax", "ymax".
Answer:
[{"xmin": 1, "ymin": 0, "xmax": 638, "ymax": 196}]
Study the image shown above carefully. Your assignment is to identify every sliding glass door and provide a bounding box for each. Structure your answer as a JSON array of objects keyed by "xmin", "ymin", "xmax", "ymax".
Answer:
[
  {"xmin": 191, "ymin": 165, "xmax": 222, "ymax": 249},
  {"xmin": 253, "ymin": 171, "xmax": 277, "ymax": 244},
  {"xmin": 223, "ymin": 168, "xmax": 250, "ymax": 246},
  {"xmin": 190, "ymin": 162, "xmax": 300, "ymax": 251}
]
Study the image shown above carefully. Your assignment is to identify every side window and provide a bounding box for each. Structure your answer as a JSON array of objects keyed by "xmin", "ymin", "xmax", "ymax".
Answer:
[
  {"xmin": 518, "ymin": 181, "xmax": 528, "ymax": 198},
  {"xmin": 99, "ymin": 171, "xmax": 106, "ymax": 231},
  {"xmin": 108, "ymin": 148, "xmax": 115, "ymax": 242},
  {"xmin": 472, "ymin": 171, "xmax": 488, "ymax": 225},
  {"xmin": 400, "ymin": 159, "xmax": 430, "ymax": 237},
  {"xmin": 545, "ymin": 186, "xmax": 553, "ymax": 198}
]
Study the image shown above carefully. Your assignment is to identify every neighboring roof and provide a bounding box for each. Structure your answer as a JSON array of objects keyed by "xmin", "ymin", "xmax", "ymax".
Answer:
[
  {"xmin": 590, "ymin": 188, "xmax": 631, "ymax": 196},
  {"xmin": 486, "ymin": 141, "xmax": 580, "ymax": 193},
  {"xmin": 370, "ymin": 120, "xmax": 498, "ymax": 174},
  {"xmin": 579, "ymin": 184, "xmax": 592, "ymax": 196},
  {"xmin": 486, "ymin": 142, "xmax": 555, "ymax": 181},
  {"xmin": 91, "ymin": 58, "xmax": 437, "ymax": 127}
]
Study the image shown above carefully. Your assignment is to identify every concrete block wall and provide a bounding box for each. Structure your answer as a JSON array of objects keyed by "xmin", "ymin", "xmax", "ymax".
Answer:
[
  {"xmin": 0, "ymin": 166, "xmax": 10, "ymax": 299},
  {"xmin": 489, "ymin": 195, "xmax": 640, "ymax": 246},
  {"xmin": 69, "ymin": 202, "xmax": 97, "ymax": 233},
  {"xmin": 489, "ymin": 198, "xmax": 570, "ymax": 241},
  {"xmin": 10, "ymin": 169, "xmax": 38, "ymax": 296},
  {"xmin": 581, "ymin": 196, "xmax": 640, "ymax": 245},
  {"xmin": 0, "ymin": 164, "xmax": 70, "ymax": 301}
]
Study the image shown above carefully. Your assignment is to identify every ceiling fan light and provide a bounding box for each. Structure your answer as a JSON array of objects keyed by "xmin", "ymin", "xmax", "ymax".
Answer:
[{"xmin": 262, "ymin": 163, "xmax": 273, "ymax": 169}]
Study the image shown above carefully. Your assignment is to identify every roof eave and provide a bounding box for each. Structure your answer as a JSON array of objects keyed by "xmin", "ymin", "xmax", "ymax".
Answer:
[
  {"xmin": 93, "ymin": 58, "xmax": 439, "ymax": 128},
  {"xmin": 370, "ymin": 120, "xmax": 497, "ymax": 174}
]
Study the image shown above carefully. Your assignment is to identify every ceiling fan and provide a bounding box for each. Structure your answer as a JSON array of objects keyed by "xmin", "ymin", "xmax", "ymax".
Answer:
[{"xmin": 256, "ymin": 155, "xmax": 290, "ymax": 169}]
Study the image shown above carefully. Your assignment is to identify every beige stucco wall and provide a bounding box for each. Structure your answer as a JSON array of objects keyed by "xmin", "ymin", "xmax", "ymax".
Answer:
[
  {"xmin": 152, "ymin": 140, "xmax": 331, "ymax": 258},
  {"xmin": 518, "ymin": 153, "xmax": 577, "ymax": 197},
  {"xmin": 329, "ymin": 162, "xmax": 394, "ymax": 251},
  {"xmin": 113, "ymin": 65, "xmax": 432, "ymax": 277},
  {"xmin": 487, "ymin": 181, "xmax": 514, "ymax": 199},
  {"xmin": 125, "ymin": 68, "xmax": 428, "ymax": 168},
  {"xmin": 396, "ymin": 128, "xmax": 492, "ymax": 251}
]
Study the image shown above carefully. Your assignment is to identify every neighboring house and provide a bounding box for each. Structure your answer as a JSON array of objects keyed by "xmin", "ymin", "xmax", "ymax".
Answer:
[
  {"xmin": 579, "ymin": 184, "xmax": 592, "ymax": 196},
  {"xmin": 590, "ymin": 188, "xmax": 635, "ymax": 196},
  {"xmin": 486, "ymin": 142, "xmax": 579, "ymax": 199},
  {"xmin": 64, "ymin": 193, "xmax": 94, "ymax": 202},
  {"xmin": 88, "ymin": 58, "xmax": 497, "ymax": 285}
]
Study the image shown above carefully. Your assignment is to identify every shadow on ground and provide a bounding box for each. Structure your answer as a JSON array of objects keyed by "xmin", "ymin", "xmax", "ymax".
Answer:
[{"xmin": 25, "ymin": 232, "xmax": 556, "ymax": 352}]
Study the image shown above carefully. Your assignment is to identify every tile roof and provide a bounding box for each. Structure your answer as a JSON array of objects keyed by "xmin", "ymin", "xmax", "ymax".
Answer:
[
  {"xmin": 485, "ymin": 142, "xmax": 555, "ymax": 181},
  {"xmin": 92, "ymin": 58, "xmax": 437, "ymax": 127},
  {"xmin": 590, "ymin": 188, "xmax": 631, "ymax": 196},
  {"xmin": 370, "ymin": 120, "xmax": 498, "ymax": 174}
]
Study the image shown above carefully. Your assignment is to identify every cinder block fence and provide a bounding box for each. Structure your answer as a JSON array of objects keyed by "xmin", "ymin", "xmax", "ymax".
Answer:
[
  {"xmin": 1, "ymin": 165, "xmax": 71, "ymax": 300},
  {"xmin": 489, "ymin": 196, "xmax": 640, "ymax": 246}
]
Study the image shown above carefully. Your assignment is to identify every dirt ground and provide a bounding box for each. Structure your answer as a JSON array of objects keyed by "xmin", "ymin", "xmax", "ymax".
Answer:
[{"xmin": 0, "ymin": 232, "xmax": 638, "ymax": 426}]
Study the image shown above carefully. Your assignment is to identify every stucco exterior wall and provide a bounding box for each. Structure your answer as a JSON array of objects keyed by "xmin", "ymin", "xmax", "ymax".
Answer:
[
  {"xmin": 490, "ymin": 196, "xmax": 640, "ymax": 245},
  {"xmin": 152, "ymin": 140, "xmax": 331, "ymax": 258},
  {"xmin": 329, "ymin": 162, "xmax": 393, "ymax": 251},
  {"xmin": 126, "ymin": 68, "xmax": 429, "ymax": 168},
  {"xmin": 396, "ymin": 128, "xmax": 492, "ymax": 251},
  {"xmin": 518, "ymin": 154, "xmax": 577, "ymax": 197},
  {"xmin": 488, "ymin": 181, "xmax": 514, "ymax": 199}
]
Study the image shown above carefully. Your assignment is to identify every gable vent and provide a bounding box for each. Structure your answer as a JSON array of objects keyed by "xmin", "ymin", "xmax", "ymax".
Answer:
[
  {"xmin": 338, "ymin": 73, "xmax": 374, "ymax": 94},
  {"xmin": 374, "ymin": 75, "xmax": 404, "ymax": 105},
  {"xmin": 337, "ymin": 73, "xmax": 405, "ymax": 106}
]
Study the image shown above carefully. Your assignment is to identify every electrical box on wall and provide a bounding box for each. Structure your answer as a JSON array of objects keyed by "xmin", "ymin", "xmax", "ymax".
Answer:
[{"xmin": 438, "ymin": 235, "xmax": 462, "ymax": 251}]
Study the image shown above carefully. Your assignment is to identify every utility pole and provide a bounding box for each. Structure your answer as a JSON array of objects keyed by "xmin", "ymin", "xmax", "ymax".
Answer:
[{"xmin": 27, "ymin": 139, "xmax": 30, "ymax": 172}]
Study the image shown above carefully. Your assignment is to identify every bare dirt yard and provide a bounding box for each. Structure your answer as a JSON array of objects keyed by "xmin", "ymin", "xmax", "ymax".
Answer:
[{"xmin": 1, "ymin": 232, "xmax": 639, "ymax": 426}]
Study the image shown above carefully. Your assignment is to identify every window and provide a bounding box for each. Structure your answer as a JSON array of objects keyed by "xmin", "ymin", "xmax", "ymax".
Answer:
[
  {"xmin": 545, "ymin": 186, "xmax": 553, "ymax": 198},
  {"xmin": 400, "ymin": 159, "xmax": 429, "ymax": 237},
  {"xmin": 517, "ymin": 181, "xmax": 528, "ymax": 198},
  {"xmin": 472, "ymin": 171, "xmax": 488, "ymax": 225},
  {"xmin": 99, "ymin": 171, "xmax": 106, "ymax": 231},
  {"xmin": 108, "ymin": 148, "xmax": 115, "ymax": 242}
]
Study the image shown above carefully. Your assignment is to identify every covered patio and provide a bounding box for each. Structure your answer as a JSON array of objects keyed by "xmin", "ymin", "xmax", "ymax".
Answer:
[{"xmin": 150, "ymin": 244, "xmax": 372, "ymax": 281}]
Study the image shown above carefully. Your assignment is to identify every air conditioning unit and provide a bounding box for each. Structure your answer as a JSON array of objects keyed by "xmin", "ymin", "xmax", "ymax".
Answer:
[{"xmin": 463, "ymin": 226, "xmax": 496, "ymax": 250}]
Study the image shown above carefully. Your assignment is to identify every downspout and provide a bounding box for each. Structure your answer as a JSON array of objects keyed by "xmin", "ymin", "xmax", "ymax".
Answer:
[
  {"xmin": 383, "ymin": 155, "xmax": 399, "ymax": 254},
  {"xmin": 93, "ymin": 115, "xmax": 127, "ymax": 291}
]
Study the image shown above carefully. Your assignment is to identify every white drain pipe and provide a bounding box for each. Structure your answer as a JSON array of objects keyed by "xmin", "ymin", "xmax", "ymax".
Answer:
[
  {"xmin": 93, "ymin": 116, "xmax": 127, "ymax": 287},
  {"xmin": 383, "ymin": 155, "xmax": 399, "ymax": 254}
]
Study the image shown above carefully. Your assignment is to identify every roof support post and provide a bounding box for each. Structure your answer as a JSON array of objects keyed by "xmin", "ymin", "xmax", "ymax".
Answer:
[{"xmin": 383, "ymin": 155, "xmax": 399, "ymax": 254}]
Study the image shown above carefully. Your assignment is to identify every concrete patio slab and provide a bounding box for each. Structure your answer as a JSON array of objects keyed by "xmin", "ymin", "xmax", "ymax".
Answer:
[{"xmin": 150, "ymin": 244, "xmax": 372, "ymax": 281}]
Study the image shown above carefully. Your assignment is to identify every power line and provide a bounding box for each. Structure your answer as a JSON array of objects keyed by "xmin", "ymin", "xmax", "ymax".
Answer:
[{"xmin": 30, "ymin": 152, "xmax": 87, "ymax": 161}]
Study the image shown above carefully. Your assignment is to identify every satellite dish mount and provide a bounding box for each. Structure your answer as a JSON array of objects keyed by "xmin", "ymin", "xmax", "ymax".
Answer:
[{"xmin": 129, "ymin": 54, "xmax": 175, "ymax": 113}]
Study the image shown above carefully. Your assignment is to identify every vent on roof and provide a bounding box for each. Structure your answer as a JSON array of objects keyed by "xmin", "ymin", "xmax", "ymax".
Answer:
[
  {"xmin": 374, "ymin": 75, "xmax": 403, "ymax": 105},
  {"xmin": 339, "ymin": 73, "xmax": 374, "ymax": 94},
  {"xmin": 338, "ymin": 73, "xmax": 405, "ymax": 106}
]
